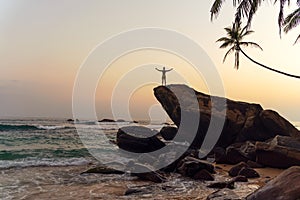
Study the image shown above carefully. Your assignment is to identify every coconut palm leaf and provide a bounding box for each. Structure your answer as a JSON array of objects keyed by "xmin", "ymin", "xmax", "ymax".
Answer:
[
  {"xmin": 239, "ymin": 42, "xmax": 263, "ymax": 50},
  {"xmin": 223, "ymin": 46, "xmax": 235, "ymax": 63},
  {"xmin": 283, "ymin": 7, "xmax": 300, "ymax": 33}
]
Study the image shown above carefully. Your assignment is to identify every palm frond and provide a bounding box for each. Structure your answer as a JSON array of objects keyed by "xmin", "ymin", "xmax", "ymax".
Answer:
[
  {"xmin": 239, "ymin": 41, "xmax": 263, "ymax": 50},
  {"xmin": 274, "ymin": 0, "xmax": 290, "ymax": 35},
  {"xmin": 210, "ymin": 0, "xmax": 226, "ymax": 20},
  {"xmin": 283, "ymin": 7, "xmax": 300, "ymax": 33},
  {"xmin": 294, "ymin": 34, "xmax": 300, "ymax": 44},
  {"xmin": 223, "ymin": 46, "xmax": 235, "ymax": 63},
  {"xmin": 235, "ymin": 0, "xmax": 252, "ymax": 24},
  {"xmin": 246, "ymin": 0, "xmax": 264, "ymax": 27}
]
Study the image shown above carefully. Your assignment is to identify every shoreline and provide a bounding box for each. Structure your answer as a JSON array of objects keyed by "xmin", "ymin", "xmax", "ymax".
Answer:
[{"xmin": 0, "ymin": 162, "xmax": 285, "ymax": 200}]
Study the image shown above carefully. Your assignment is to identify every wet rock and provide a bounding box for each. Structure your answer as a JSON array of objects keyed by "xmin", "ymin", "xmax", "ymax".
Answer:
[
  {"xmin": 226, "ymin": 144, "xmax": 249, "ymax": 164},
  {"xmin": 125, "ymin": 188, "xmax": 144, "ymax": 195},
  {"xmin": 81, "ymin": 164, "xmax": 124, "ymax": 174},
  {"xmin": 207, "ymin": 189, "xmax": 240, "ymax": 200},
  {"xmin": 177, "ymin": 156, "xmax": 215, "ymax": 177},
  {"xmin": 238, "ymin": 167, "xmax": 260, "ymax": 178},
  {"xmin": 246, "ymin": 166, "xmax": 300, "ymax": 200},
  {"xmin": 228, "ymin": 162, "xmax": 249, "ymax": 177},
  {"xmin": 255, "ymin": 135, "xmax": 300, "ymax": 168},
  {"xmin": 214, "ymin": 147, "xmax": 228, "ymax": 164},
  {"xmin": 247, "ymin": 160, "xmax": 264, "ymax": 168},
  {"xmin": 231, "ymin": 175, "xmax": 248, "ymax": 182},
  {"xmin": 159, "ymin": 126, "xmax": 178, "ymax": 141},
  {"xmin": 193, "ymin": 169, "xmax": 214, "ymax": 181},
  {"xmin": 207, "ymin": 180, "xmax": 235, "ymax": 189},
  {"xmin": 154, "ymin": 85, "xmax": 299, "ymax": 149},
  {"xmin": 99, "ymin": 118, "xmax": 116, "ymax": 122},
  {"xmin": 128, "ymin": 162, "xmax": 167, "ymax": 183},
  {"xmin": 116, "ymin": 126, "xmax": 165, "ymax": 153}
]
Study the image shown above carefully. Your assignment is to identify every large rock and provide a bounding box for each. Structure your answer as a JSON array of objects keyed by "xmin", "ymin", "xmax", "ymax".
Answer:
[
  {"xmin": 246, "ymin": 166, "xmax": 300, "ymax": 200},
  {"xmin": 255, "ymin": 135, "xmax": 300, "ymax": 168},
  {"xmin": 177, "ymin": 156, "xmax": 215, "ymax": 178},
  {"xmin": 154, "ymin": 85, "xmax": 299, "ymax": 149},
  {"xmin": 116, "ymin": 126, "xmax": 165, "ymax": 153}
]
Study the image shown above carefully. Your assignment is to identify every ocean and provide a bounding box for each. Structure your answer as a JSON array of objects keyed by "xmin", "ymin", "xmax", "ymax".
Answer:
[
  {"xmin": 0, "ymin": 118, "xmax": 173, "ymax": 199},
  {"xmin": 0, "ymin": 118, "xmax": 298, "ymax": 199}
]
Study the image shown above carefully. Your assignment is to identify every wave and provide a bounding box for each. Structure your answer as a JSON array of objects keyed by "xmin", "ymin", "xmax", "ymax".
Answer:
[
  {"xmin": 0, "ymin": 124, "xmax": 72, "ymax": 131},
  {"xmin": 0, "ymin": 157, "xmax": 91, "ymax": 169}
]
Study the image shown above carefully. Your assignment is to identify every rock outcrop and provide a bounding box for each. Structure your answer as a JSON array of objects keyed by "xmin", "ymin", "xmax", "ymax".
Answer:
[
  {"xmin": 255, "ymin": 135, "xmax": 300, "ymax": 168},
  {"xmin": 246, "ymin": 166, "xmax": 300, "ymax": 200},
  {"xmin": 116, "ymin": 126, "xmax": 165, "ymax": 153},
  {"xmin": 154, "ymin": 85, "xmax": 299, "ymax": 149}
]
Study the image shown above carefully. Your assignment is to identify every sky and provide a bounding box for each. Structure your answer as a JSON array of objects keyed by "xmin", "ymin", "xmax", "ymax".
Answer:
[{"xmin": 0, "ymin": 0, "xmax": 299, "ymax": 122}]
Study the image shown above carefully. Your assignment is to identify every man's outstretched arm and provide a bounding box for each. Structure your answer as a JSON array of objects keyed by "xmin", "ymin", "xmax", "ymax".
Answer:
[
  {"xmin": 155, "ymin": 68, "xmax": 162, "ymax": 72},
  {"xmin": 166, "ymin": 68, "xmax": 173, "ymax": 72}
]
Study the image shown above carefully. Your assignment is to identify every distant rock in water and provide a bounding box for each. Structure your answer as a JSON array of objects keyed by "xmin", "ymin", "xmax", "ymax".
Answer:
[
  {"xmin": 99, "ymin": 118, "xmax": 116, "ymax": 123},
  {"xmin": 154, "ymin": 84, "xmax": 300, "ymax": 149}
]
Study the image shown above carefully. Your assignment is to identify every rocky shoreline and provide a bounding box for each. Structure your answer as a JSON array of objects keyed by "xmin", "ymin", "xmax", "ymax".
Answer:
[{"xmin": 87, "ymin": 84, "xmax": 300, "ymax": 200}]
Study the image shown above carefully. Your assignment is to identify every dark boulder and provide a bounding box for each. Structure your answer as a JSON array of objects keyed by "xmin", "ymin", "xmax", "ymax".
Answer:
[
  {"xmin": 177, "ymin": 156, "xmax": 215, "ymax": 177},
  {"xmin": 127, "ymin": 162, "xmax": 167, "ymax": 183},
  {"xmin": 255, "ymin": 135, "xmax": 300, "ymax": 168},
  {"xmin": 231, "ymin": 175, "xmax": 248, "ymax": 182},
  {"xmin": 238, "ymin": 167, "xmax": 260, "ymax": 178},
  {"xmin": 81, "ymin": 164, "xmax": 124, "ymax": 174},
  {"xmin": 193, "ymin": 169, "xmax": 214, "ymax": 181},
  {"xmin": 159, "ymin": 126, "xmax": 178, "ymax": 141},
  {"xmin": 228, "ymin": 162, "xmax": 249, "ymax": 177},
  {"xmin": 207, "ymin": 180, "xmax": 235, "ymax": 189},
  {"xmin": 116, "ymin": 126, "xmax": 165, "ymax": 153},
  {"xmin": 246, "ymin": 166, "xmax": 300, "ymax": 200},
  {"xmin": 99, "ymin": 118, "xmax": 116, "ymax": 122}
]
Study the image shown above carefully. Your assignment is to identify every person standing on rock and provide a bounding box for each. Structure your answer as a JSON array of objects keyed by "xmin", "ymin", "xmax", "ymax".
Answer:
[{"xmin": 155, "ymin": 66, "xmax": 173, "ymax": 86}]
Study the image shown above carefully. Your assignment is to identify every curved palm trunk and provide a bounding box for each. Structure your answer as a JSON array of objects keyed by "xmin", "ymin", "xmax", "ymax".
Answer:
[{"xmin": 239, "ymin": 48, "xmax": 300, "ymax": 79}]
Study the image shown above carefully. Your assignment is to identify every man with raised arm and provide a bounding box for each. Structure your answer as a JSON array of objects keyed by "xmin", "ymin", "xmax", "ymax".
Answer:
[{"xmin": 155, "ymin": 66, "xmax": 173, "ymax": 86}]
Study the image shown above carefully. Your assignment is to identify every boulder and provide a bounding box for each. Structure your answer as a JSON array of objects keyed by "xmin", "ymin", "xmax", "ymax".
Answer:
[
  {"xmin": 238, "ymin": 167, "xmax": 260, "ymax": 178},
  {"xmin": 255, "ymin": 135, "xmax": 300, "ymax": 168},
  {"xmin": 159, "ymin": 126, "xmax": 178, "ymax": 141},
  {"xmin": 231, "ymin": 175, "xmax": 248, "ymax": 182},
  {"xmin": 228, "ymin": 162, "xmax": 250, "ymax": 177},
  {"xmin": 207, "ymin": 180, "xmax": 235, "ymax": 189},
  {"xmin": 81, "ymin": 164, "xmax": 124, "ymax": 174},
  {"xmin": 153, "ymin": 85, "xmax": 299, "ymax": 149},
  {"xmin": 99, "ymin": 118, "xmax": 116, "ymax": 122},
  {"xmin": 127, "ymin": 162, "xmax": 167, "ymax": 183},
  {"xmin": 116, "ymin": 126, "xmax": 165, "ymax": 153},
  {"xmin": 177, "ymin": 156, "xmax": 215, "ymax": 177},
  {"xmin": 246, "ymin": 166, "xmax": 300, "ymax": 200},
  {"xmin": 207, "ymin": 189, "xmax": 240, "ymax": 200},
  {"xmin": 193, "ymin": 169, "xmax": 214, "ymax": 181},
  {"xmin": 214, "ymin": 141, "xmax": 257, "ymax": 164}
]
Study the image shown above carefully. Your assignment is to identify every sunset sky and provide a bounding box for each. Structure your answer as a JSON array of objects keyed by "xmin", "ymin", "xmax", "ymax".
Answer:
[{"xmin": 0, "ymin": 0, "xmax": 299, "ymax": 121}]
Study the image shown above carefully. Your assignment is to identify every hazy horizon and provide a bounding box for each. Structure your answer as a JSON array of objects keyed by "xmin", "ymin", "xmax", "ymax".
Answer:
[{"xmin": 1, "ymin": 1, "xmax": 300, "ymax": 122}]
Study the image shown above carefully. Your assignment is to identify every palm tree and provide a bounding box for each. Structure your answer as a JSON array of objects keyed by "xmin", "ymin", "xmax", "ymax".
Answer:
[
  {"xmin": 217, "ymin": 22, "xmax": 262, "ymax": 69},
  {"xmin": 218, "ymin": 22, "xmax": 300, "ymax": 78},
  {"xmin": 211, "ymin": 0, "xmax": 294, "ymax": 36},
  {"xmin": 283, "ymin": 3, "xmax": 300, "ymax": 44}
]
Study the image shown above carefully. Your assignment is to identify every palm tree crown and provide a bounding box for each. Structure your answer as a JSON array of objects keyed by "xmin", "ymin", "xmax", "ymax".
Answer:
[
  {"xmin": 216, "ymin": 22, "xmax": 263, "ymax": 69},
  {"xmin": 211, "ymin": 0, "xmax": 300, "ymax": 42}
]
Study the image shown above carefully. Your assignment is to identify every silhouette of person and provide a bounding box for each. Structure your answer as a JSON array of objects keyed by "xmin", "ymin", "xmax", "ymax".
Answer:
[{"xmin": 155, "ymin": 66, "xmax": 173, "ymax": 86}]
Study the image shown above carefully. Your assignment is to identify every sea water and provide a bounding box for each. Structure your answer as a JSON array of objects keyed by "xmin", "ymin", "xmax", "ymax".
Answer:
[{"xmin": 0, "ymin": 119, "xmax": 297, "ymax": 199}]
